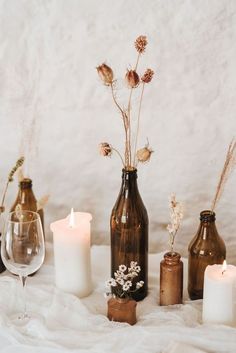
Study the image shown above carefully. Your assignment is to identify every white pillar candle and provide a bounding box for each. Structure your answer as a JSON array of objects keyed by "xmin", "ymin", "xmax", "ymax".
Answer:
[
  {"xmin": 202, "ymin": 261, "xmax": 236, "ymax": 326},
  {"xmin": 50, "ymin": 209, "xmax": 92, "ymax": 298}
]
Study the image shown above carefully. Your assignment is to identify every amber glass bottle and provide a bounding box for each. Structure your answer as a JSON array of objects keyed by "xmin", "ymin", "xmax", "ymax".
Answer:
[
  {"xmin": 11, "ymin": 178, "xmax": 44, "ymax": 235},
  {"xmin": 160, "ymin": 252, "xmax": 183, "ymax": 306},
  {"xmin": 110, "ymin": 169, "xmax": 148, "ymax": 301},
  {"xmin": 188, "ymin": 210, "xmax": 226, "ymax": 300}
]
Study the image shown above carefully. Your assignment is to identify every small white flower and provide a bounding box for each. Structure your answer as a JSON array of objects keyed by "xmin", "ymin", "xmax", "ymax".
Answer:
[
  {"xmin": 116, "ymin": 278, "xmax": 124, "ymax": 286},
  {"xmin": 136, "ymin": 281, "xmax": 144, "ymax": 289},
  {"xmin": 105, "ymin": 279, "xmax": 117, "ymax": 288},
  {"xmin": 125, "ymin": 281, "xmax": 132, "ymax": 288},
  {"xmin": 115, "ymin": 270, "xmax": 125, "ymax": 278},
  {"xmin": 123, "ymin": 283, "xmax": 130, "ymax": 291},
  {"xmin": 130, "ymin": 261, "xmax": 137, "ymax": 269},
  {"xmin": 135, "ymin": 266, "xmax": 141, "ymax": 273},
  {"xmin": 119, "ymin": 265, "xmax": 127, "ymax": 272}
]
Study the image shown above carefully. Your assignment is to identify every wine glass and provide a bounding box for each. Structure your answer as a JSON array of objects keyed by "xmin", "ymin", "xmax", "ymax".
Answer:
[{"xmin": 1, "ymin": 210, "xmax": 45, "ymax": 324}]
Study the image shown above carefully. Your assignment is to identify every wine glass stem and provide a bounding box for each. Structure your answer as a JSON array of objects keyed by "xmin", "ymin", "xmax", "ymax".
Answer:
[{"xmin": 19, "ymin": 275, "xmax": 27, "ymax": 319}]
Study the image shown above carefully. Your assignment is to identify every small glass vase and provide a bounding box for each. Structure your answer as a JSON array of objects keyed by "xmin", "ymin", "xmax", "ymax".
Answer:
[
  {"xmin": 110, "ymin": 168, "xmax": 148, "ymax": 301},
  {"xmin": 160, "ymin": 251, "xmax": 183, "ymax": 306},
  {"xmin": 107, "ymin": 297, "xmax": 137, "ymax": 325},
  {"xmin": 188, "ymin": 210, "xmax": 226, "ymax": 300}
]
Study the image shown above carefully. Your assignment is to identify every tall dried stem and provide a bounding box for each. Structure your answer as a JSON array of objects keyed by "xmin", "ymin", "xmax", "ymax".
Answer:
[
  {"xmin": 133, "ymin": 83, "xmax": 145, "ymax": 166},
  {"xmin": 127, "ymin": 53, "xmax": 141, "ymax": 168},
  {"xmin": 211, "ymin": 139, "xmax": 236, "ymax": 211},
  {"xmin": 111, "ymin": 83, "xmax": 129, "ymax": 167}
]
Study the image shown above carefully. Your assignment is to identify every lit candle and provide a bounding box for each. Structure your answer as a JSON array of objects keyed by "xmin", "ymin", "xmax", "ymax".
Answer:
[
  {"xmin": 50, "ymin": 209, "xmax": 92, "ymax": 298},
  {"xmin": 202, "ymin": 261, "xmax": 236, "ymax": 325}
]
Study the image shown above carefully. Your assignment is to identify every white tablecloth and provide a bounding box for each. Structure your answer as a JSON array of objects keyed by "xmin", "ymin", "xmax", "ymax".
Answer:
[{"xmin": 0, "ymin": 243, "xmax": 235, "ymax": 353}]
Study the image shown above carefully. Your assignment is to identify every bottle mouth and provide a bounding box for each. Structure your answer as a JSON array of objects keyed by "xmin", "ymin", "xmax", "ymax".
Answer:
[
  {"xmin": 164, "ymin": 251, "xmax": 181, "ymax": 263},
  {"xmin": 19, "ymin": 178, "xmax": 32, "ymax": 188},
  {"xmin": 122, "ymin": 168, "xmax": 137, "ymax": 173},
  {"xmin": 200, "ymin": 210, "xmax": 215, "ymax": 222}
]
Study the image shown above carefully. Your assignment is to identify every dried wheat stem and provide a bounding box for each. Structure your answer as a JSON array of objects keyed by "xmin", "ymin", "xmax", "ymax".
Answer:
[{"xmin": 211, "ymin": 139, "xmax": 236, "ymax": 211}]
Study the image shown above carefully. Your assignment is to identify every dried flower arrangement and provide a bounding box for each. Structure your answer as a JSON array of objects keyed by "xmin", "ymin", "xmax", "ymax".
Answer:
[
  {"xmin": 211, "ymin": 139, "xmax": 236, "ymax": 211},
  {"xmin": 0, "ymin": 157, "xmax": 24, "ymax": 216},
  {"xmin": 167, "ymin": 194, "xmax": 183, "ymax": 252},
  {"xmin": 97, "ymin": 35, "xmax": 154, "ymax": 170},
  {"xmin": 105, "ymin": 261, "xmax": 144, "ymax": 299}
]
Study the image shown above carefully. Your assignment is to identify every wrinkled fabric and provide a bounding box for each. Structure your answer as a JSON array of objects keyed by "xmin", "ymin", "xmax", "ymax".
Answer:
[{"xmin": 0, "ymin": 243, "xmax": 235, "ymax": 353}]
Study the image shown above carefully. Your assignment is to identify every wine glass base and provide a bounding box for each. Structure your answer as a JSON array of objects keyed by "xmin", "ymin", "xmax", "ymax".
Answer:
[{"xmin": 9, "ymin": 312, "xmax": 42, "ymax": 326}]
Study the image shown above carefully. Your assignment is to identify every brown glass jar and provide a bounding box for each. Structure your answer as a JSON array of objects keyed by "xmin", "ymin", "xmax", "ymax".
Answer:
[
  {"xmin": 188, "ymin": 210, "xmax": 226, "ymax": 300},
  {"xmin": 110, "ymin": 169, "xmax": 148, "ymax": 301},
  {"xmin": 160, "ymin": 251, "xmax": 183, "ymax": 306},
  {"xmin": 107, "ymin": 297, "xmax": 137, "ymax": 325},
  {"xmin": 11, "ymin": 178, "xmax": 44, "ymax": 234}
]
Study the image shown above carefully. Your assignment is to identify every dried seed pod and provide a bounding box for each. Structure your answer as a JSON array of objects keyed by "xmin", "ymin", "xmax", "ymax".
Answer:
[
  {"xmin": 99, "ymin": 142, "xmax": 112, "ymax": 157},
  {"xmin": 135, "ymin": 35, "xmax": 148, "ymax": 54},
  {"xmin": 137, "ymin": 146, "xmax": 153, "ymax": 163},
  {"xmin": 125, "ymin": 70, "xmax": 140, "ymax": 88},
  {"xmin": 96, "ymin": 64, "xmax": 114, "ymax": 86},
  {"xmin": 141, "ymin": 69, "xmax": 154, "ymax": 84}
]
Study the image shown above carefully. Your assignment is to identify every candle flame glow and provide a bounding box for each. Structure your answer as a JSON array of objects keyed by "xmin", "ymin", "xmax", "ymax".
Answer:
[
  {"xmin": 222, "ymin": 260, "xmax": 227, "ymax": 275},
  {"xmin": 69, "ymin": 208, "xmax": 75, "ymax": 228}
]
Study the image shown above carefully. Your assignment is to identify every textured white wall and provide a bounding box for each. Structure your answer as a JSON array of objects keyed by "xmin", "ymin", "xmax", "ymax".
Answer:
[{"xmin": 0, "ymin": 0, "xmax": 236, "ymax": 260}]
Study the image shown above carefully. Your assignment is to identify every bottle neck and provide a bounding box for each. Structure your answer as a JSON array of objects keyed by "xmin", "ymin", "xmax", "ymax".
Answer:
[
  {"xmin": 121, "ymin": 168, "xmax": 139, "ymax": 194},
  {"xmin": 198, "ymin": 210, "xmax": 219, "ymax": 239}
]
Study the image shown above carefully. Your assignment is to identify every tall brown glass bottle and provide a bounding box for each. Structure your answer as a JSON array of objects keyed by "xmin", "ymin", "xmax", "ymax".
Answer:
[
  {"xmin": 110, "ymin": 169, "xmax": 148, "ymax": 301},
  {"xmin": 11, "ymin": 178, "xmax": 44, "ymax": 235},
  {"xmin": 188, "ymin": 210, "xmax": 226, "ymax": 300}
]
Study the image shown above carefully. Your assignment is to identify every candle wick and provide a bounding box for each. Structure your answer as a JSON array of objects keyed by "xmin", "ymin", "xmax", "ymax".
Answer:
[{"xmin": 222, "ymin": 270, "xmax": 226, "ymax": 275}]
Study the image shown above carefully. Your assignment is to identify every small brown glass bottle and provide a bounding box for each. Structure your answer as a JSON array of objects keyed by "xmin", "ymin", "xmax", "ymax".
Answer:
[
  {"xmin": 11, "ymin": 178, "xmax": 44, "ymax": 235},
  {"xmin": 188, "ymin": 210, "xmax": 226, "ymax": 300},
  {"xmin": 160, "ymin": 252, "xmax": 183, "ymax": 306}
]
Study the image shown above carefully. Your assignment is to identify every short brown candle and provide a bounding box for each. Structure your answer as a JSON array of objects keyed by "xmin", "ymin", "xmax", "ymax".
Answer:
[{"xmin": 160, "ymin": 251, "xmax": 183, "ymax": 306}]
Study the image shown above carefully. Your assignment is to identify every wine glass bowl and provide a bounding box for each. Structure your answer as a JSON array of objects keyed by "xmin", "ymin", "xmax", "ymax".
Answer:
[{"xmin": 1, "ymin": 210, "xmax": 45, "ymax": 323}]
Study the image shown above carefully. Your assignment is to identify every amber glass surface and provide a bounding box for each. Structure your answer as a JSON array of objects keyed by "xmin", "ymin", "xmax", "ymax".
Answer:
[
  {"xmin": 160, "ymin": 251, "xmax": 183, "ymax": 306},
  {"xmin": 107, "ymin": 297, "xmax": 137, "ymax": 325},
  {"xmin": 110, "ymin": 169, "xmax": 148, "ymax": 301},
  {"xmin": 0, "ymin": 233, "xmax": 5, "ymax": 273},
  {"xmin": 188, "ymin": 210, "xmax": 226, "ymax": 300},
  {"xmin": 11, "ymin": 178, "xmax": 44, "ymax": 234}
]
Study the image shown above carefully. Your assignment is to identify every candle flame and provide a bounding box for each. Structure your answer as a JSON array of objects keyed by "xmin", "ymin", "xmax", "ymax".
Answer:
[
  {"xmin": 69, "ymin": 208, "xmax": 75, "ymax": 228},
  {"xmin": 222, "ymin": 260, "xmax": 227, "ymax": 275}
]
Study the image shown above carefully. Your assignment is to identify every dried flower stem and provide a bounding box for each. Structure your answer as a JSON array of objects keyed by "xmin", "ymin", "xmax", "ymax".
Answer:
[
  {"xmin": 133, "ymin": 83, "xmax": 145, "ymax": 167},
  {"xmin": 127, "ymin": 53, "xmax": 141, "ymax": 168},
  {"xmin": 111, "ymin": 83, "xmax": 130, "ymax": 167},
  {"xmin": 112, "ymin": 147, "xmax": 125, "ymax": 167},
  {"xmin": 211, "ymin": 139, "xmax": 236, "ymax": 211}
]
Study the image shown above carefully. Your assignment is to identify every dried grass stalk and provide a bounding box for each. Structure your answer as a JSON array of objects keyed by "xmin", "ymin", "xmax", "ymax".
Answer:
[{"xmin": 211, "ymin": 139, "xmax": 236, "ymax": 211}]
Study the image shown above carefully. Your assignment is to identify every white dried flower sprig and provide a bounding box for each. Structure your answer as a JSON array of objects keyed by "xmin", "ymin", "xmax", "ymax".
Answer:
[
  {"xmin": 167, "ymin": 194, "xmax": 183, "ymax": 252},
  {"xmin": 97, "ymin": 35, "xmax": 155, "ymax": 170},
  {"xmin": 104, "ymin": 261, "xmax": 144, "ymax": 299}
]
